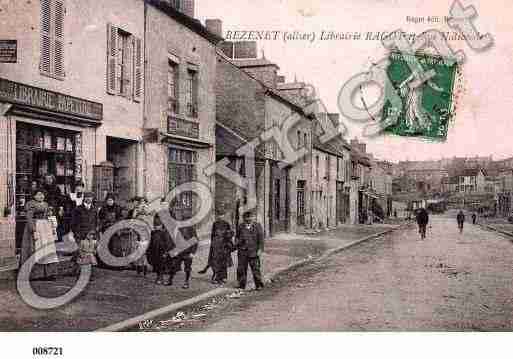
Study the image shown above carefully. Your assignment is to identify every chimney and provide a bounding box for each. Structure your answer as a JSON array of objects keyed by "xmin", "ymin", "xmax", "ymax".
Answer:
[
  {"xmin": 233, "ymin": 41, "xmax": 257, "ymax": 59},
  {"xmin": 205, "ymin": 19, "xmax": 222, "ymax": 38},
  {"xmin": 182, "ymin": 0, "xmax": 195, "ymax": 18}
]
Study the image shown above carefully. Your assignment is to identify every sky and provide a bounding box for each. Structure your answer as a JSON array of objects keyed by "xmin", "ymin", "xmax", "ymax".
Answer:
[{"xmin": 196, "ymin": 0, "xmax": 513, "ymax": 163}]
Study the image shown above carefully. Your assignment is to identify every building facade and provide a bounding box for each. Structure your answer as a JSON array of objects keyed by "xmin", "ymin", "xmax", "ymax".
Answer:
[
  {"xmin": 0, "ymin": 0, "xmax": 146, "ymax": 275},
  {"xmin": 142, "ymin": 0, "xmax": 221, "ymax": 237},
  {"xmin": 214, "ymin": 44, "xmax": 313, "ymax": 238}
]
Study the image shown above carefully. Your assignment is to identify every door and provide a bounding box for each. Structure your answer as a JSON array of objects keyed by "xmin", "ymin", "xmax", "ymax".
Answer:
[
  {"xmin": 269, "ymin": 163, "xmax": 289, "ymax": 235},
  {"xmin": 297, "ymin": 180, "xmax": 306, "ymax": 226}
]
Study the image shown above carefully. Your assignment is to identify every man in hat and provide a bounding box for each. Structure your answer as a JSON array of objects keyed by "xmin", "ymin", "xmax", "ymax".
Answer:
[
  {"xmin": 236, "ymin": 209, "xmax": 264, "ymax": 290},
  {"xmin": 71, "ymin": 191, "xmax": 98, "ymax": 243}
]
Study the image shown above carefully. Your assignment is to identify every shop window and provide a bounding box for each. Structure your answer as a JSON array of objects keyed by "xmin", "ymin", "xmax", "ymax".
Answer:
[
  {"xmin": 106, "ymin": 23, "xmax": 142, "ymax": 102},
  {"xmin": 168, "ymin": 148, "xmax": 197, "ymax": 216},
  {"xmin": 40, "ymin": 0, "xmax": 65, "ymax": 80}
]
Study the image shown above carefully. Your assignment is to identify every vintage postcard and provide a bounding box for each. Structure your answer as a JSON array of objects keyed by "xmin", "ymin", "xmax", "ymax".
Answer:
[{"xmin": 0, "ymin": 0, "xmax": 512, "ymax": 356}]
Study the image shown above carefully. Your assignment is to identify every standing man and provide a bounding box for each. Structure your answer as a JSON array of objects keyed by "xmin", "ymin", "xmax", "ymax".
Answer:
[
  {"xmin": 472, "ymin": 212, "xmax": 477, "ymax": 225},
  {"xmin": 457, "ymin": 210, "xmax": 465, "ymax": 234},
  {"xmin": 71, "ymin": 192, "xmax": 98, "ymax": 243},
  {"xmin": 236, "ymin": 210, "xmax": 264, "ymax": 291},
  {"xmin": 416, "ymin": 207, "xmax": 429, "ymax": 240}
]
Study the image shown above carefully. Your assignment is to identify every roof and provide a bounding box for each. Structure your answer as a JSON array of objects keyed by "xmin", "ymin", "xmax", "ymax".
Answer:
[
  {"xmin": 277, "ymin": 82, "xmax": 306, "ymax": 90},
  {"xmin": 231, "ymin": 58, "xmax": 280, "ymax": 69},
  {"xmin": 145, "ymin": 0, "xmax": 224, "ymax": 45},
  {"xmin": 457, "ymin": 168, "xmax": 484, "ymax": 177},
  {"xmin": 215, "ymin": 122, "xmax": 248, "ymax": 157}
]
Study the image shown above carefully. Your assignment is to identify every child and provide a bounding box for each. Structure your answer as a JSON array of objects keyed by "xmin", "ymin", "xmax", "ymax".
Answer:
[
  {"xmin": 77, "ymin": 230, "xmax": 98, "ymax": 280},
  {"xmin": 147, "ymin": 214, "xmax": 173, "ymax": 285}
]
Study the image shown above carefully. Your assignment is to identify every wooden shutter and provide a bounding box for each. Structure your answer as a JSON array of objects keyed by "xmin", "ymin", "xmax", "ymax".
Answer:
[
  {"xmin": 53, "ymin": 0, "xmax": 65, "ymax": 78},
  {"xmin": 106, "ymin": 23, "xmax": 118, "ymax": 95},
  {"xmin": 133, "ymin": 36, "xmax": 143, "ymax": 102},
  {"xmin": 40, "ymin": 0, "xmax": 52, "ymax": 75}
]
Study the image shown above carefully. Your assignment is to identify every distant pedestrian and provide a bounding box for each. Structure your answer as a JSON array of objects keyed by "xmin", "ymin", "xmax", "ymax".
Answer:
[
  {"xmin": 472, "ymin": 213, "xmax": 477, "ymax": 225},
  {"xmin": 457, "ymin": 210, "xmax": 465, "ymax": 234},
  {"xmin": 394, "ymin": 209, "xmax": 398, "ymax": 218},
  {"xmin": 415, "ymin": 207, "xmax": 429, "ymax": 240},
  {"xmin": 236, "ymin": 210, "xmax": 264, "ymax": 291}
]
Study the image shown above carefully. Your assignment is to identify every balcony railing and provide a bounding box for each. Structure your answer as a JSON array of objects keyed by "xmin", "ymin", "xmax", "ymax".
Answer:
[{"xmin": 168, "ymin": 116, "xmax": 199, "ymax": 139}]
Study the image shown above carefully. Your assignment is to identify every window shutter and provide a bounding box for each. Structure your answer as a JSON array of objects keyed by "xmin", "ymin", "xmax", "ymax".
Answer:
[
  {"xmin": 40, "ymin": 0, "xmax": 52, "ymax": 75},
  {"xmin": 123, "ymin": 36, "xmax": 133, "ymax": 99},
  {"xmin": 53, "ymin": 0, "xmax": 65, "ymax": 78},
  {"xmin": 133, "ymin": 36, "xmax": 143, "ymax": 102},
  {"xmin": 106, "ymin": 23, "xmax": 118, "ymax": 95}
]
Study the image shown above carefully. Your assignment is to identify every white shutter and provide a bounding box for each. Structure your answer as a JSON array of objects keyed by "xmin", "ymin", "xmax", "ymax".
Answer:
[
  {"xmin": 123, "ymin": 36, "xmax": 132, "ymax": 99},
  {"xmin": 40, "ymin": 0, "xmax": 52, "ymax": 75},
  {"xmin": 53, "ymin": 0, "xmax": 65, "ymax": 78},
  {"xmin": 106, "ymin": 23, "xmax": 118, "ymax": 94},
  {"xmin": 133, "ymin": 36, "xmax": 143, "ymax": 102}
]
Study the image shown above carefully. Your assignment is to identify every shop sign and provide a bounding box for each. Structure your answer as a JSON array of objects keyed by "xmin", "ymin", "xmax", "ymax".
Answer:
[{"xmin": 0, "ymin": 77, "xmax": 102, "ymax": 121}]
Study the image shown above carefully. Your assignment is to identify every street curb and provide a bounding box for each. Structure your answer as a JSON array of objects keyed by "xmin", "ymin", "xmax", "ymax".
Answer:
[
  {"xmin": 478, "ymin": 224, "xmax": 513, "ymax": 239},
  {"xmin": 96, "ymin": 224, "xmax": 405, "ymax": 332}
]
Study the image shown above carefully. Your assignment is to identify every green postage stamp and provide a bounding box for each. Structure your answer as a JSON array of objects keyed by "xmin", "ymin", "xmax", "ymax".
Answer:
[{"xmin": 381, "ymin": 52, "xmax": 459, "ymax": 141}]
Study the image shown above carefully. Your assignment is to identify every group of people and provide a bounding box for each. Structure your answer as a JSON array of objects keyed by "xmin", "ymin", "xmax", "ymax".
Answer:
[
  {"xmin": 20, "ymin": 177, "xmax": 266, "ymax": 291},
  {"xmin": 414, "ymin": 207, "xmax": 479, "ymax": 239}
]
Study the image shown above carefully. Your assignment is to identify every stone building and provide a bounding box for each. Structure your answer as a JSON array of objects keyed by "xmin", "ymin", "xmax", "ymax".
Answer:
[
  {"xmin": 0, "ymin": 0, "xmax": 146, "ymax": 275},
  {"xmin": 214, "ymin": 42, "xmax": 313, "ymax": 238},
  {"xmin": 310, "ymin": 113, "xmax": 352, "ymax": 230},
  {"xmin": 142, "ymin": 0, "xmax": 222, "ymax": 237}
]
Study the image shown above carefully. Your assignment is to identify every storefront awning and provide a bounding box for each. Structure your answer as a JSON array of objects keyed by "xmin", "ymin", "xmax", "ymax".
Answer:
[{"xmin": 161, "ymin": 133, "xmax": 213, "ymax": 149}]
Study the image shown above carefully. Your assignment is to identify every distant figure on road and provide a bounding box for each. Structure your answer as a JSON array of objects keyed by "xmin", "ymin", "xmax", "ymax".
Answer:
[
  {"xmin": 472, "ymin": 213, "xmax": 477, "ymax": 225},
  {"xmin": 457, "ymin": 210, "xmax": 465, "ymax": 234},
  {"xmin": 394, "ymin": 209, "xmax": 398, "ymax": 218},
  {"xmin": 415, "ymin": 207, "xmax": 429, "ymax": 240}
]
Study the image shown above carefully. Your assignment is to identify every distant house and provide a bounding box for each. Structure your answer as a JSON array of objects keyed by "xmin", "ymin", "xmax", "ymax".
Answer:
[{"xmin": 452, "ymin": 168, "xmax": 486, "ymax": 193}]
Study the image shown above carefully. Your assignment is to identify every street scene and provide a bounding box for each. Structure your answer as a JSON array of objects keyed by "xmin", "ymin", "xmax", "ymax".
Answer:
[
  {"xmin": 156, "ymin": 213, "xmax": 513, "ymax": 332},
  {"xmin": 0, "ymin": 0, "xmax": 513, "ymax": 343}
]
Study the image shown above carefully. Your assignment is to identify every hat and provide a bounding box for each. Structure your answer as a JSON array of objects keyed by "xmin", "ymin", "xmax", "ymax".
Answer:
[
  {"xmin": 83, "ymin": 192, "xmax": 95, "ymax": 198},
  {"xmin": 243, "ymin": 209, "xmax": 256, "ymax": 218}
]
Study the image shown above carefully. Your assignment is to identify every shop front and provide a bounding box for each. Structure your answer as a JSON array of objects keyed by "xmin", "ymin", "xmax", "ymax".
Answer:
[{"xmin": 0, "ymin": 78, "xmax": 102, "ymax": 274}]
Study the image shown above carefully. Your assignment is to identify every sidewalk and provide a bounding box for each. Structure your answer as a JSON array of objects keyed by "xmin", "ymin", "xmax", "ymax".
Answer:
[
  {"xmin": 479, "ymin": 217, "xmax": 513, "ymax": 237},
  {"xmin": 0, "ymin": 224, "xmax": 399, "ymax": 331}
]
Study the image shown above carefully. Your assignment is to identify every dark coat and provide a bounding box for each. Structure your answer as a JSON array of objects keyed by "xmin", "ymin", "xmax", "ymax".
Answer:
[
  {"xmin": 457, "ymin": 212, "xmax": 465, "ymax": 223},
  {"xmin": 175, "ymin": 226, "xmax": 198, "ymax": 257},
  {"xmin": 416, "ymin": 208, "xmax": 429, "ymax": 225},
  {"xmin": 236, "ymin": 221, "xmax": 264, "ymax": 257},
  {"xmin": 98, "ymin": 204, "xmax": 121, "ymax": 232},
  {"xmin": 210, "ymin": 219, "xmax": 235, "ymax": 271},
  {"xmin": 147, "ymin": 229, "xmax": 174, "ymax": 269},
  {"xmin": 71, "ymin": 204, "xmax": 98, "ymax": 241}
]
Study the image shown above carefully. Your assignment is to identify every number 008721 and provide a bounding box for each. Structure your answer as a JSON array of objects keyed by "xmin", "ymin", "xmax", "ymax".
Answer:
[{"xmin": 33, "ymin": 347, "xmax": 63, "ymax": 356}]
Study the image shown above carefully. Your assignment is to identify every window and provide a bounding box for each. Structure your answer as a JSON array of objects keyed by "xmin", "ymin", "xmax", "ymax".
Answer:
[
  {"xmin": 186, "ymin": 69, "xmax": 198, "ymax": 117},
  {"xmin": 168, "ymin": 61, "xmax": 179, "ymax": 113},
  {"xmin": 40, "ymin": 0, "xmax": 65, "ymax": 79},
  {"xmin": 316, "ymin": 155, "xmax": 319, "ymax": 181},
  {"xmin": 303, "ymin": 133, "xmax": 308, "ymax": 163},
  {"xmin": 169, "ymin": 148, "xmax": 197, "ymax": 213},
  {"xmin": 106, "ymin": 23, "xmax": 142, "ymax": 102},
  {"xmin": 117, "ymin": 30, "xmax": 132, "ymax": 97},
  {"xmin": 325, "ymin": 156, "xmax": 330, "ymax": 180},
  {"xmin": 297, "ymin": 130, "xmax": 301, "ymax": 149}
]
